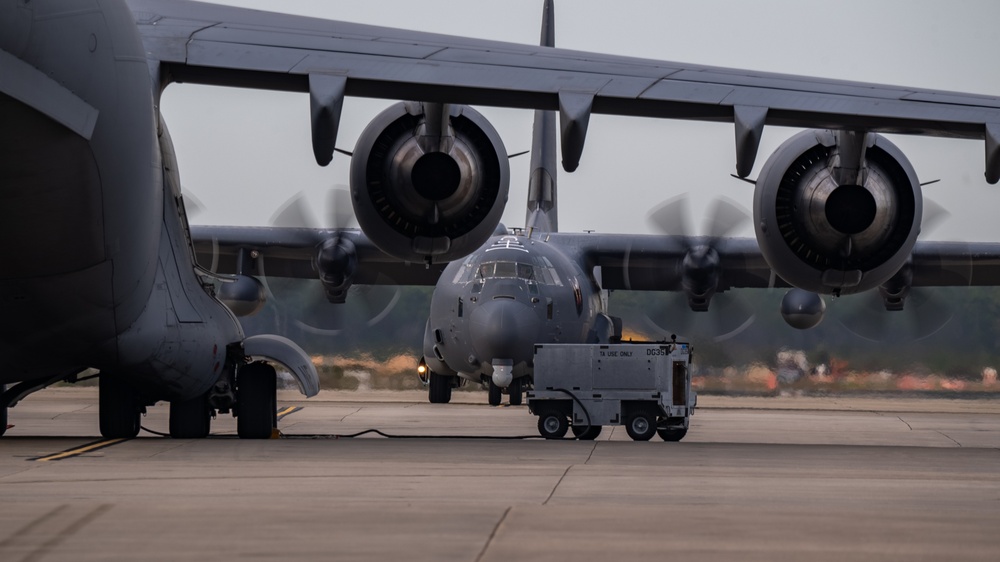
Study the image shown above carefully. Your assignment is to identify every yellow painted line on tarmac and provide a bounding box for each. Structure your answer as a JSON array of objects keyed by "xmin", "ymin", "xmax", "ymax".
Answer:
[
  {"xmin": 276, "ymin": 406, "xmax": 303, "ymax": 421},
  {"xmin": 31, "ymin": 438, "xmax": 130, "ymax": 462}
]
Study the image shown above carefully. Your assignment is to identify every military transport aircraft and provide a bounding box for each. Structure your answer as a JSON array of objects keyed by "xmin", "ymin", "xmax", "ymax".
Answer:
[
  {"xmin": 190, "ymin": 1, "xmax": 1000, "ymax": 409},
  {"xmin": 6, "ymin": 0, "xmax": 1000, "ymax": 438}
]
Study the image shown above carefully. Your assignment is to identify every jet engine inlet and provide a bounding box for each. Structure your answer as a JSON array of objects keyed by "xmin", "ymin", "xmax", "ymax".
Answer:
[
  {"xmin": 753, "ymin": 130, "xmax": 922, "ymax": 295},
  {"xmin": 350, "ymin": 102, "xmax": 509, "ymax": 263}
]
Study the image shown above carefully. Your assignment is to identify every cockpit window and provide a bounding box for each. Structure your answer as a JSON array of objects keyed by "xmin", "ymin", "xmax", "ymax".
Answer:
[{"xmin": 454, "ymin": 256, "xmax": 562, "ymax": 286}]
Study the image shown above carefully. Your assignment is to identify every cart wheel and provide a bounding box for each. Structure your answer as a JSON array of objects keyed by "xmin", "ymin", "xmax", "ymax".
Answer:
[
  {"xmin": 537, "ymin": 410, "xmax": 568, "ymax": 439},
  {"xmin": 657, "ymin": 427, "xmax": 688, "ymax": 442},
  {"xmin": 625, "ymin": 410, "xmax": 657, "ymax": 441},
  {"xmin": 571, "ymin": 425, "xmax": 602, "ymax": 440}
]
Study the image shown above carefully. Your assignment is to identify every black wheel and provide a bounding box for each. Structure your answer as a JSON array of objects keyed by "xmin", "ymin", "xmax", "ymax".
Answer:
[
  {"xmin": 99, "ymin": 375, "xmax": 141, "ymax": 439},
  {"xmin": 625, "ymin": 409, "xmax": 657, "ymax": 441},
  {"xmin": 571, "ymin": 425, "xmax": 602, "ymax": 440},
  {"xmin": 169, "ymin": 393, "xmax": 212, "ymax": 439},
  {"xmin": 657, "ymin": 427, "xmax": 688, "ymax": 442},
  {"xmin": 1, "ymin": 384, "xmax": 7, "ymax": 437},
  {"xmin": 508, "ymin": 377, "xmax": 523, "ymax": 406},
  {"xmin": 237, "ymin": 362, "xmax": 276, "ymax": 439},
  {"xmin": 537, "ymin": 410, "xmax": 568, "ymax": 439},
  {"xmin": 488, "ymin": 380, "xmax": 502, "ymax": 406},
  {"xmin": 428, "ymin": 373, "xmax": 452, "ymax": 404}
]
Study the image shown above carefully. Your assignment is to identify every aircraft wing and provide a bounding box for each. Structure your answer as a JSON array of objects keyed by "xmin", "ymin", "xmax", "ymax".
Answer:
[
  {"xmin": 127, "ymin": 0, "xmax": 1000, "ymax": 180},
  {"xmin": 191, "ymin": 225, "xmax": 445, "ymax": 286},
  {"xmin": 547, "ymin": 233, "xmax": 1000, "ymax": 292}
]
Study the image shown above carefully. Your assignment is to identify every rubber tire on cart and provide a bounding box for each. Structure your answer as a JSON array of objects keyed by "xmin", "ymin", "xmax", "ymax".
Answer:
[
  {"xmin": 507, "ymin": 376, "xmax": 523, "ymax": 406},
  {"xmin": 571, "ymin": 425, "xmax": 602, "ymax": 440},
  {"xmin": 428, "ymin": 373, "xmax": 452, "ymax": 404},
  {"xmin": 537, "ymin": 410, "xmax": 569, "ymax": 439},
  {"xmin": 488, "ymin": 380, "xmax": 502, "ymax": 406},
  {"xmin": 625, "ymin": 409, "xmax": 657, "ymax": 441},
  {"xmin": 657, "ymin": 427, "xmax": 688, "ymax": 442}
]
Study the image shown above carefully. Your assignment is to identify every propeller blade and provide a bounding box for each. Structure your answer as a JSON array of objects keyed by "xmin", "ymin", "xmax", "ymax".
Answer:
[
  {"xmin": 641, "ymin": 292, "xmax": 756, "ymax": 343},
  {"xmin": 646, "ymin": 194, "xmax": 692, "ymax": 237},
  {"xmin": 182, "ymin": 192, "xmax": 206, "ymax": 221},
  {"xmin": 704, "ymin": 196, "xmax": 752, "ymax": 240},
  {"xmin": 837, "ymin": 288, "xmax": 953, "ymax": 343},
  {"xmin": 328, "ymin": 185, "xmax": 355, "ymax": 230},
  {"xmin": 921, "ymin": 197, "xmax": 950, "ymax": 237},
  {"xmin": 269, "ymin": 192, "xmax": 315, "ymax": 229}
]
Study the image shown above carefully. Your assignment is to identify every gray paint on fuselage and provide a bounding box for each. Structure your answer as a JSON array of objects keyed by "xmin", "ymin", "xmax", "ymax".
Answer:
[
  {"xmin": 424, "ymin": 233, "xmax": 603, "ymax": 385},
  {"xmin": 0, "ymin": 0, "xmax": 245, "ymax": 400}
]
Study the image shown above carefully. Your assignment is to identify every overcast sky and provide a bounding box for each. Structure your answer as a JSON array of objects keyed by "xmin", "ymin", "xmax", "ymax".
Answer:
[{"xmin": 161, "ymin": 0, "xmax": 1000, "ymax": 242}]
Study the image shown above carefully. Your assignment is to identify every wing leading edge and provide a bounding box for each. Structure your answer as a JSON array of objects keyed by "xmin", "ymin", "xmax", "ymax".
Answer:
[{"xmin": 127, "ymin": 0, "xmax": 1000, "ymax": 181}]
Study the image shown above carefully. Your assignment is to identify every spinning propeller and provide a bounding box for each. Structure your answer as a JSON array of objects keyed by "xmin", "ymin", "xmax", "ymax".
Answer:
[
  {"xmin": 264, "ymin": 187, "xmax": 400, "ymax": 335},
  {"xmin": 640, "ymin": 195, "xmax": 757, "ymax": 342},
  {"xmin": 835, "ymin": 196, "xmax": 961, "ymax": 342}
]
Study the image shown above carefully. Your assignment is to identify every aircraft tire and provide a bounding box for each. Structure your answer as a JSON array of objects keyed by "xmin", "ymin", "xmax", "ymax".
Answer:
[
  {"xmin": 537, "ymin": 410, "xmax": 568, "ymax": 439},
  {"xmin": 99, "ymin": 375, "xmax": 141, "ymax": 439},
  {"xmin": 1, "ymin": 384, "xmax": 7, "ymax": 437},
  {"xmin": 571, "ymin": 425, "xmax": 602, "ymax": 440},
  {"xmin": 657, "ymin": 427, "xmax": 688, "ymax": 442},
  {"xmin": 428, "ymin": 373, "xmax": 452, "ymax": 404},
  {"xmin": 488, "ymin": 380, "xmax": 502, "ymax": 406},
  {"xmin": 508, "ymin": 377, "xmax": 523, "ymax": 406},
  {"xmin": 624, "ymin": 409, "xmax": 657, "ymax": 441},
  {"xmin": 237, "ymin": 362, "xmax": 276, "ymax": 439},
  {"xmin": 169, "ymin": 394, "xmax": 212, "ymax": 439}
]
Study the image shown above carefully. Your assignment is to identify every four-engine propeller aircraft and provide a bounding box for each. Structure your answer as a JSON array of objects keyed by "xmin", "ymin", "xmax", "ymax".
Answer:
[
  {"xmin": 188, "ymin": 1, "xmax": 1000, "ymax": 407},
  {"xmin": 6, "ymin": 0, "xmax": 1000, "ymax": 436}
]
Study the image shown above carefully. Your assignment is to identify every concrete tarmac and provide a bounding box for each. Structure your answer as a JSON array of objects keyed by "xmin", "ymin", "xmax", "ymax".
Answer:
[{"xmin": 1, "ymin": 389, "xmax": 998, "ymax": 561}]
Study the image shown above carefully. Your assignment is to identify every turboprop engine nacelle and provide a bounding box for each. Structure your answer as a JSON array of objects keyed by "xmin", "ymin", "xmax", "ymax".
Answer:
[
  {"xmin": 754, "ymin": 130, "xmax": 922, "ymax": 296},
  {"xmin": 350, "ymin": 102, "xmax": 509, "ymax": 263}
]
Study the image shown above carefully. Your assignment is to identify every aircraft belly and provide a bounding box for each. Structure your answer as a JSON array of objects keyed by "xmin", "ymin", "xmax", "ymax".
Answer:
[{"xmin": 0, "ymin": 260, "xmax": 117, "ymax": 383}]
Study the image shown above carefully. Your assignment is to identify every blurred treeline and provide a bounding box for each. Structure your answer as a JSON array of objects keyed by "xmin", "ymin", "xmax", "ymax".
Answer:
[{"xmin": 238, "ymin": 280, "xmax": 1000, "ymax": 378}]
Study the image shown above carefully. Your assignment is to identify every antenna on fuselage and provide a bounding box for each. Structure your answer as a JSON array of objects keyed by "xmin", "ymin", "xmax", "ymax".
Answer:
[{"xmin": 525, "ymin": 0, "xmax": 558, "ymax": 234}]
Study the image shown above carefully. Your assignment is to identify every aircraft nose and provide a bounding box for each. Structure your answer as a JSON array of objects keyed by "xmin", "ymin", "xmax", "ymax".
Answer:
[{"xmin": 469, "ymin": 298, "xmax": 539, "ymax": 362}]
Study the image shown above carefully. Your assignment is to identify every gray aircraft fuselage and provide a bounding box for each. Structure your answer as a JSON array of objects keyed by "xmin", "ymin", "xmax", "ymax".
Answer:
[
  {"xmin": 423, "ymin": 232, "xmax": 611, "ymax": 390},
  {"xmin": 0, "ymin": 0, "xmax": 241, "ymax": 398}
]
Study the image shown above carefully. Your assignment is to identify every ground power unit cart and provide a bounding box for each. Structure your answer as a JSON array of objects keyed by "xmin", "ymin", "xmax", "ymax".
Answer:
[{"xmin": 527, "ymin": 341, "xmax": 695, "ymax": 441}]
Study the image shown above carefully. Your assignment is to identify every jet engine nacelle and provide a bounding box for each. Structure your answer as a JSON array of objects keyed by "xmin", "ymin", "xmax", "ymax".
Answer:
[
  {"xmin": 754, "ymin": 130, "xmax": 922, "ymax": 295},
  {"xmin": 350, "ymin": 102, "xmax": 509, "ymax": 263}
]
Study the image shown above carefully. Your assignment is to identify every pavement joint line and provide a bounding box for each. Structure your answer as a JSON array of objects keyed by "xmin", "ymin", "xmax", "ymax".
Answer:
[
  {"xmin": 20, "ymin": 504, "xmax": 112, "ymax": 562},
  {"xmin": 0, "ymin": 504, "xmax": 68, "ymax": 550},
  {"xmin": 474, "ymin": 506, "xmax": 510, "ymax": 562},
  {"xmin": 543, "ymin": 465, "xmax": 572, "ymax": 505},
  {"xmin": 29, "ymin": 438, "xmax": 130, "ymax": 462}
]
